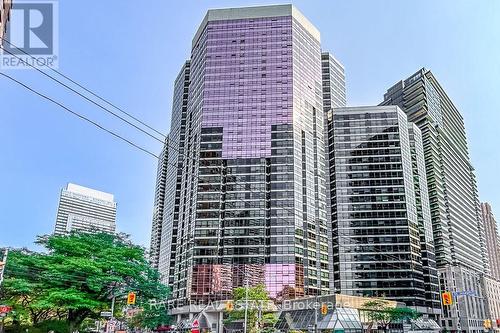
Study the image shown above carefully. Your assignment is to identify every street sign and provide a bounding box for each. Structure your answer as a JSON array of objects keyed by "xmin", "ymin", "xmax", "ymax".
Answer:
[
  {"xmin": 0, "ymin": 305, "xmax": 12, "ymax": 314},
  {"xmin": 100, "ymin": 311, "xmax": 112, "ymax": 317},
  {"xmin": 453, "ymin": 290, "xmax": 477, "ymax": 297},
  {"xmin": 191, "ymin": 319, "xmax": 200, "ymax": 333},
  {"xmin": 127, "ymin": 292, "xmax": 136, "ymax": 305}
]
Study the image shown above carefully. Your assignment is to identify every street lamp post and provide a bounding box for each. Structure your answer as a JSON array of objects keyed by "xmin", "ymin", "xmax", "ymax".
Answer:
[
  {"xmin": 106, "ymin": 295, "xmax": 115, "ymax": 333},
  {"xmin": 314, "ymin": 296, "xmax": 318, "ymax": 333},
  {"xmin": 243, "ymin": 276, "xmax": 249, "ymax": 333}
]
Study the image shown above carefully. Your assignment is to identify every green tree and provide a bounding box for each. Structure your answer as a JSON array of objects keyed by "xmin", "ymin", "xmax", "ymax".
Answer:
[
  {"xmin": 362, "ymin": 300, "xmax": 420, "ymax": 333},
  {"xmin": 127, "ymin": 301, "xmax": 171, "ymax": 330},
  {"xmin": 225, "ymin": 284, "xmax": 277, "ymax": 333},
  {"xmin": 0, "ymin": 232, "xmax": 169, "ymax": 333}
]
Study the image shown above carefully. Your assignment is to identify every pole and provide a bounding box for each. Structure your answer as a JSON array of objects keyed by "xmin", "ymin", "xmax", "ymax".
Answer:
[
  {"xmin": 257, "ymin": 300, "xmax": 262, "ymax": 332},
  {"xmin": 0, "ymin": 249, "xmax": 8, "ymax": 287},
  {"xmin": 107, "ymin": 295, "xmax": 115, "ymax": 333},
  {"xmin": 1, "ymin": 315, "xmax": 5, "ymax": 333},
  {"xmin": 111, "ymin": 295, "xmax": 115, "ymax": 319},
  {"xmin": 314, "ymin": 296, "xmax": 318, "ymax": 333},
  {"xmin": 244, "ymin": 277, "xmax": 249, "ymax": 333}
]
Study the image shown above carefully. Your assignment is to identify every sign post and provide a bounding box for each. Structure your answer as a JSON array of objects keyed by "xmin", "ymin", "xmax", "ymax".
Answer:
[{"xmin": 100, "ymin": 311, "xmax": 112, "ymax": 318}]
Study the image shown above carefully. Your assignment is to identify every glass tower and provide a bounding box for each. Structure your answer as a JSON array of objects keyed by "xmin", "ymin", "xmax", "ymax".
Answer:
[
  {"xmin": 381, "ymin": 68, "xmax": 487, "ymax": 273},
  {"xmin": 156, "ymin": 61, "xmax": 191, "ymax": 286},
  {"xmin": 382, "ymin": 68, "xmax": 488, "ymax": 330},
  {"xmin": 149, "ymin": 139, "xmax": 169, "ymax": 270},
  {"xmin": 155, "ymin": 5, "xmax": 331, "ymax": 305},
  {"xmin": 325, "ymin": 106, "xmax": 439, "ymax": 314}
]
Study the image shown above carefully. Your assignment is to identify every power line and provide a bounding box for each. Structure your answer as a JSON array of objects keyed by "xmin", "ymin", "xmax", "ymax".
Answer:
[
  {"xmin": 0, "ymin": 72, "xmax": 159, "ymax": 159},
  {"xmin": 0, "ymin": 42, "xmax": 426, "ymax": 279},
  {"xmin": 0, "ymin": 41, "xmax": 166, "ymax": 144},
  {"xmin": 1, "ymin": 72, "xmax": 418, "ymax": 277}
]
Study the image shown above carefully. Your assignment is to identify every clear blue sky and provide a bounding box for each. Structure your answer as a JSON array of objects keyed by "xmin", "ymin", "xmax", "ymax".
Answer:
[{"xmin": 1, "ymin": 0, "xmax": 499, "ymax": 250}]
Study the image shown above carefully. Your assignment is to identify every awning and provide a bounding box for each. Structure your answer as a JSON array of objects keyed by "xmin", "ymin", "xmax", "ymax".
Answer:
[{"xmin": 276, "ymin": 307, "xmax": 363, "ymax": 331}]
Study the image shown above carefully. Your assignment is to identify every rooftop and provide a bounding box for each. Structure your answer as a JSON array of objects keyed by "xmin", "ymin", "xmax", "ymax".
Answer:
[
  {"xmin": 65, "ymin": 183, "xmax": 114, "ymax": 203},
  {"xmin": 193, "ymin": 4, "xmax": 320, "ymax": 47}
]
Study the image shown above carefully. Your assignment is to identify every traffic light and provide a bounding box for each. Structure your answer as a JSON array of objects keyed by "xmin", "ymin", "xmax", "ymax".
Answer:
[
  {"xmin": 442, "ymin": 291, "xmax": 453, "ymax": 305},
  {"xmin": 127, "ymin": 292, "xmax": 136, "ymax": 305},
  {"xmin": 321, "ymin": 303, "xmax": 328, "ymax": 315},
  {"xmin": 225, "ymin": 301, "xmax": 234, "ymax": 312}
]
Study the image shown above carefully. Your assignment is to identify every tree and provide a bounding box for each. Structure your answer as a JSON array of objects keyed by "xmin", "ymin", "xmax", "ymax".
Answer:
[
  {"xmin": 0, "ymin": 249, "xmax": 64, "ymax": 326},
  {"xmin": 225, "ymin": 284, "xmax": 277, "ymax": 333},
  {"xmin": 127, "ymin": 302, "xmax": 171, "ymax": 330},
  {"xmin": 0, "ymin": 232, "xmax": 169, "ymax": 333},
  {"xmin": 362, "ymin": 300, "xmax": 420, "ymax": 333}
]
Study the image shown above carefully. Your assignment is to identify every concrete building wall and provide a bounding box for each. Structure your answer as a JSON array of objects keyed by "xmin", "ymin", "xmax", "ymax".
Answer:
[
  {"xmin": 0, "ymin": 0, "xmax": 12, "ymax": 47},
  {"xmin": 482, "ymin": 203, "xmax": 500, "ymax": 280},
  {"xmin": 439, "ymin": 266, "xmax": 487, "ymax": 332},
  {"xmin": 482, "ymin": 275, "xmax": 500, "ymax": 330},
  {"xmin": 54, "ymin": 183, "xmax": 116, "ymax": 235}
]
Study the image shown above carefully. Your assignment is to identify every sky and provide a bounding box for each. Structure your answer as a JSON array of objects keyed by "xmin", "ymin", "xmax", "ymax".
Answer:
[{"xmin": 1, "ymin": 0, "xmax": 499, "ymax": 250}]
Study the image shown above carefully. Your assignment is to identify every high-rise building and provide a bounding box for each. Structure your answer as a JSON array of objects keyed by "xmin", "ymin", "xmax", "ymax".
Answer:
[
  {"xmin": 481, "ymin": 275, "xmax": 500, "ymax": 330},
  {"xmin": 325, "ymin": 105, "xmax": 440, "ymax": 315},
  {"xmin": 321, "ymin": 52, "xmax": 346, "ymax": 111},
  {"xmin": 481, "ymin": 202, "xmax": 500, "ymax": 280},
  {"xmin": 0, "ymin": 0, "xmax": 12, "ymax": 47},
  {"xmin": 321, "ymin": 51, "xmax": 346, "ymax": 293},
  {"xmin": 153, "ymin": 4, "xmax": 331, "ymax": 305},
  {"xmin": 150, "ymin": 140, "xmax": 169, "ymax": 270},
  {"xmin": 157, "ymin": 60, "xmax": 190, "ymax": 286},
  {"xmin": 382, "ymin": 68, "xmax": 487, "ymax": 331},
  {"xmin": 382, "ymin": 68, "xmax": 487, "ymax": 272},
  {"xmin": 439, "ymin": 266, "xmax": 487, "ymax": 332},
  {"xmin": 54, "ymin": 183, "xmax": 116, "ymax": 235},
  {"xmin": 408, "ymin": 125, "xmax": 441, "ymax": 314}
]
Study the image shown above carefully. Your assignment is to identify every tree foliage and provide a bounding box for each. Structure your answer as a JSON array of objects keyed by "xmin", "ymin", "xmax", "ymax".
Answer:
[
  {"xmin": 127, "ymin": 302, "xmax": 171, "ymax": 330},
  {"xmin": 0, "ymin": 232, "xmax": 169, "ymax": 332},
  {"xmin": 225, "ymin": 284, "xmax": 277, "ymax": 333},
  {"xmin": 362, "ymin": 300, "xmax": 420, "ymax": 332}
]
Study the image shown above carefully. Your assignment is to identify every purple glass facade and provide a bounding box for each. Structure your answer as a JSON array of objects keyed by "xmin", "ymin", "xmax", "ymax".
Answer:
[
  {"xmin": 160, "ymin": 5, "xmax": 330, "ymax": 306},
  {"xmin": 202, "ymin": 16, "xmax": 293, "ymax": 159}
]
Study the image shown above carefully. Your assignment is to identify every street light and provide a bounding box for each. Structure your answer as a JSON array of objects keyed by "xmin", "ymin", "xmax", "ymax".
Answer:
[{"xmin": 243, "ymin": 275, "xmax": 249, "ymax": 333}]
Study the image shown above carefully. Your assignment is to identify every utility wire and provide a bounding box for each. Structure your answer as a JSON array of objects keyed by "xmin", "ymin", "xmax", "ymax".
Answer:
[
  {"xmin": 0, "ymin": 41, "xmax": 425, "ymax": 277},
  {"xmin": 0, "ymin": 40, "xmax": 166, "ymax": 144},
  {"xmin": 0, "ymin": 72, "xmax": 159, "ymax": 159},
  {"xmin": 1, "ymin": 73, "xmax": 418, "ymax": 277}
]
